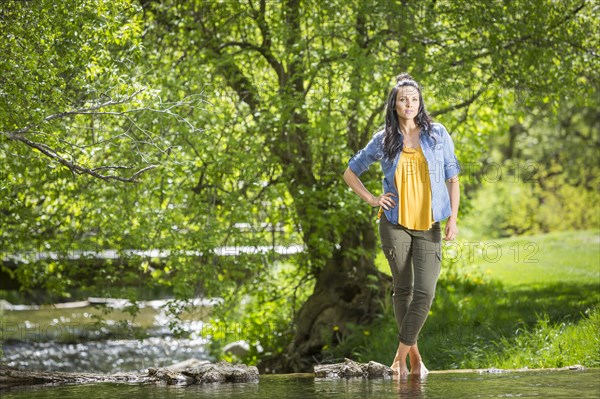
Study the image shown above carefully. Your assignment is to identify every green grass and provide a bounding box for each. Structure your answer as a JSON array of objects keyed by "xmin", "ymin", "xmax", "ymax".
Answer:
[
  {"xmin": 466, "ymin": 230, "xmax": 600, "ymax": 288},
  {"xmin": 330, "ymin": 229, "xmax": 600, "ymax": 370},
  {"xmin": 489, "ymin": 308, "xmax": 600, "ymax": 369}
]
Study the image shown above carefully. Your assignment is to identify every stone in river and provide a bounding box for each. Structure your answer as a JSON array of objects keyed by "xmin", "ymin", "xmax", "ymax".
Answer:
[{"xmin": 314, "ymin": 358, "xmax": 393, "ymax": 379}]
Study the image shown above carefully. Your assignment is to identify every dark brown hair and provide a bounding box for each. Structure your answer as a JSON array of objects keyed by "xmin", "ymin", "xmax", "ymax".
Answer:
[{"xmin": 383, "ymin": 73, "xmax": 433, "ymax": 159}]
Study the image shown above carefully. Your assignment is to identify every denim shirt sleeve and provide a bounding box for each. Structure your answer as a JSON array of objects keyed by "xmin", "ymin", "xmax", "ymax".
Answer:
[
  {"xmin": 440, "ymin": 125, "xmax": 461, "ymax": 180},
  {"xmin": 347, "ymin": 131, "xmax": 385, "ymax": 176}
]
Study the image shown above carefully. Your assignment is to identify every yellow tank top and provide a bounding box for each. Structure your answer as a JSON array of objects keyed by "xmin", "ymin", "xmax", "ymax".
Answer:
[{"xmin": 394, "ymin": 146, "xmax": 433, "ymax": 230}]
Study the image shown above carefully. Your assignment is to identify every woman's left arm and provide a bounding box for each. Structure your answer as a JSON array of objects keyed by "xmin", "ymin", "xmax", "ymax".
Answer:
[
  {"xmin": 444, "ymin": 176, "xmax": 460, "ymax": 241},
  {"xmin": 439, "ymin": 124, "xmax": 461, "ymax": 241}
]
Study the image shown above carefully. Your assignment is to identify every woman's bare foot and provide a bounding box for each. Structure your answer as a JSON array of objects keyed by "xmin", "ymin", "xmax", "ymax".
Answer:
[
  {"xmin": 410, "ymin": 360, "xmax": 429, "ymax": 377},
  {"xmin": 391, "ymin": 342, "xmax": 412, "ymax": 379},
  {"xmin": 408, "ymin": 344, "xmax": 422, "ymax": 373},
  {"xmin": 407, "ymin": 343, "xmax": 429, "ymax": 377},
  {"xmin": 391, "ymin": 360, "xmax": 409, "ymax": 378}
]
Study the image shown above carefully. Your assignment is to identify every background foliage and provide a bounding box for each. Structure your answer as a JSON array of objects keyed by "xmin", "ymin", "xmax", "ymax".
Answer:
[{"xmin": 1, "ymin": 0, "xmax": 598, "ymax": 371}]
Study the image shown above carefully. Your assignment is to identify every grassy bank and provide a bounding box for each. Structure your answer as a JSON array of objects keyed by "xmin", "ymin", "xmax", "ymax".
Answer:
[
  {"xmin": 3, "ymin": 230, "xmax": 597, "ymax": 371},
  {"xmin": 325, "ymin": 229, "xmax": 600, "ymax": 370}
]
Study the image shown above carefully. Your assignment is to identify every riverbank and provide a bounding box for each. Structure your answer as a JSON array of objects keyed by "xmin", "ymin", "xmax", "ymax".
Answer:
[{"xmin": 328, "ymin": 229, "xmax": 600, "ymax": 370}]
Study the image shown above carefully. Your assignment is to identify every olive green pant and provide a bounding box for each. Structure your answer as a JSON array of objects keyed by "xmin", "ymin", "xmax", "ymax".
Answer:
[{"xmin": 379, "ymin": 215, "xmax": 442, "ymax": 346}]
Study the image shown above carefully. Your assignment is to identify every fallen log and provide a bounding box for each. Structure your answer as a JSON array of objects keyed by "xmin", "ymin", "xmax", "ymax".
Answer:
[
  {"xmin": 314, "ymin": 358, "xmax": 394, "ymax": 379},
  {"xmin": 0, "ymin": 361, "xmax": 259, "ymax": 388}
]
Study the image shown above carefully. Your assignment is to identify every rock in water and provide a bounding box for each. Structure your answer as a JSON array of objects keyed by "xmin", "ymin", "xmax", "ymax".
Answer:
[
  {"xmin": 177, "ymin": 361, "xmax": 259, "ymax": 384},
  {"xmin": 147, "ymin": 367, "xmax": 195, "ymax": 385},
  {"xmin": 366, "ymin": 360, "xmax": 395, "ymax": 377},
  {"xmin": 314, "ymin": 358, "xmax": 393, "ymax": 379},
  {"xmin": 165, "ymin": 358, "xmax": 210, "ymax": 372},
  {"xmin": 0, "ymin": 361, "xmax": 258, "ymax": 387}
]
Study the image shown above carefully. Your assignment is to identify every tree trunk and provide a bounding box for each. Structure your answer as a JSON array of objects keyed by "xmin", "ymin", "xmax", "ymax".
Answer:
[
  {"xmin": 141, "ymin": 0, "xmax": 392, "ymax": 374},
  {"xmin": 261, "ymin": 218, "xmax": 391, "ymax": 373},
  {"xmin": 257, "ymin": 2, "xmax": 391, "ymax": 372}
]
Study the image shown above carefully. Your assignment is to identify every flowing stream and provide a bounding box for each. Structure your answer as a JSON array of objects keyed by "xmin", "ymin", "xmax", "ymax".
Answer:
[
  {"xmin": 1, "ymin": 335, "xmax": 210, "ymax": 373},
  {"xmin": 1, "ymin": 299, "xmax": 213, "ymax": 373}
]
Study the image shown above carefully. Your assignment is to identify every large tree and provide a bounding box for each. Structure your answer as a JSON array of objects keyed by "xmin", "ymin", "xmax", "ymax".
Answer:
[{"xmin": 137, "ymin": 0, "xmax": 598, "ymax": 371}]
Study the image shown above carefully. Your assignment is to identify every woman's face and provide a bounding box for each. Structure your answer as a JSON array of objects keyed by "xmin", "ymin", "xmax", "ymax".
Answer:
[{"xmin": 395, "ymin": 85, "xmax": 420, "ymax": 122}]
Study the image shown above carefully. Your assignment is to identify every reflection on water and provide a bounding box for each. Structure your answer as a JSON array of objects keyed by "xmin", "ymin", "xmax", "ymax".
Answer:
[{"xmin": 2, "ymin": 370, "xmax": 599, "ymax": 399}]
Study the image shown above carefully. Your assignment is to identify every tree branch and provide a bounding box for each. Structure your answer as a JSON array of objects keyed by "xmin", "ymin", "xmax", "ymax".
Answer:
[
  {"xmin": 9, "ymin": 133, "xmax": 158, "ymax": 182},
  {"xmin": 9, "ymin": 90, "xmax": 145, "ymax": 136},
  {"xmin": 450, "ymin": 1, "xmax": 589, "ymax": 67},
  {"xmin": 3, "ymin": 90, "xmax": 203, "ymax": 182},
  {"xmin": 430, "ymin": 76, "xmax": 495, "ymax": 117}
]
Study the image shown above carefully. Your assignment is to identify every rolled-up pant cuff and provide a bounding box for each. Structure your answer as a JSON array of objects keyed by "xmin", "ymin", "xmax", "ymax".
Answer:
[{"xmin": 398, "ymin": 334, "xmax": 416, "ymax": 346}]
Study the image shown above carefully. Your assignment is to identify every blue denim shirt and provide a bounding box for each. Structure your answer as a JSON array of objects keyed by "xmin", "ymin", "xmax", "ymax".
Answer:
[{"xmin": 348, "ymin": 123, "xmax": 460, "ymax": 224}]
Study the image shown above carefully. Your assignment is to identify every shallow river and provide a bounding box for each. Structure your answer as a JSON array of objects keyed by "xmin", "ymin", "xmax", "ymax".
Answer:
[
  {"xmin": 2, "ymin": 304, "xmax": 599, "ymax": 398},
  {"xmin": 2, "ymin": 369, "xmax": 600, "ymax": 399}
]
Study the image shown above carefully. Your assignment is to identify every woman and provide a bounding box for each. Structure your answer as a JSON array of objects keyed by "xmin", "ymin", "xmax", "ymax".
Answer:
[{"xmin": 343, "ymin": 73, "xmax": 460, "ymax": 378}]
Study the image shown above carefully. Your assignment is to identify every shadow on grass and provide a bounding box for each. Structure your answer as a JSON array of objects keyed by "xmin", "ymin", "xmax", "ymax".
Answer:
[
  {"xmin": 420, "ymin": 276, "xmax": 599, "ymax": 370},
  {"xmin": 495, "ymin": 282, "xmax": 600, "ymax": 323}
]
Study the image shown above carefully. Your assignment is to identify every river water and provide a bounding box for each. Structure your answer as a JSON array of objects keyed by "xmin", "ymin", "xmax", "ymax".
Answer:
[
  {"xmin": 1, "ymin": 336, "xmax": 210, "ymax": 372},
  {"xmin": 2, "ymin": 370, "xmax": 600, "ymax": 399},
  {"xmin": 0, "ymin": 300, "xmax": 213, "ymax": 372}
]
